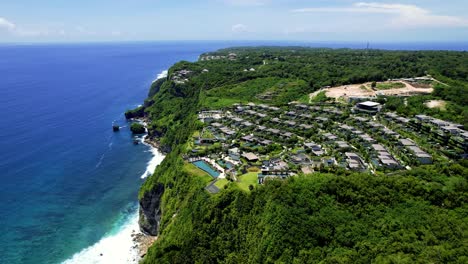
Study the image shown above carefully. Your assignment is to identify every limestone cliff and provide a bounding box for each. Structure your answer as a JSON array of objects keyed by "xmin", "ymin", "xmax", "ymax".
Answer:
[{"xmin": 138, "ymin": 183, "xmax": 164, "ymax": 236}]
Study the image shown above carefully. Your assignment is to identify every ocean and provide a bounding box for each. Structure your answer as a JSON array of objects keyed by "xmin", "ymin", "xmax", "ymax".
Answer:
[
  {"xmin": 0, "ymin": 41, "xmax": 466, "ymax": 264},
  {"xmin": 0, "ymin": 42, "xmax": 235, "ymax": 264}
]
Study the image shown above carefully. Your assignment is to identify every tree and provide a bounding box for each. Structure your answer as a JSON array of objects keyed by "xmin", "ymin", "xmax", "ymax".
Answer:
[{"xmin": 130, "ymin": 123, "xmax": 146, "ymax": 134}]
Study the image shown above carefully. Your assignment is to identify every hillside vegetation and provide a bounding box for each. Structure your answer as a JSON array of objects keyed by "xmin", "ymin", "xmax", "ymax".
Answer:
[{"xmin": 132, "ymin": 47, "xmax": 468, "ymax": 263}]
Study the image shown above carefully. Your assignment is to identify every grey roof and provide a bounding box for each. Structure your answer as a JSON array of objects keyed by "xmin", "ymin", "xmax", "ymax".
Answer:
[
  {"xmin": 268, "ymin": 128, "xmax": 280, "ymax": 134},
  {"xmin": 242, "ymin": 152, "xmax": 259, "ymax": 161},
  {"xmin": 323, "ymin": 133, "xmax": 338, "ymax": 140},
  {"xmin": 372, "ymin": 144, "xmax": 386, "ymax": 151},
  {"xmin": 345, "ymin": 152, "xmax": 361, "ymax": 160},
  {"xmin": 304, "ymin": 142, "xmax": 320, "ymax": 148},
  {"xmin": 399, "ymin": 138, "xmax": 416, "ymax": 146},
  {"xmin": 316, "ymin": 117, "xmax": 329, "ymax": 122},
  {"xmin": 336, "ymin": 141, "xmax": 350, "ymax": 148},
  {"xmin": 354, "ymin": 117, "xmax": 369, "ymax": 122}
]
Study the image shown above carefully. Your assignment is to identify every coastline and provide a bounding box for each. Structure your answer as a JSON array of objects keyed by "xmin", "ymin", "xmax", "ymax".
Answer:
[
  {"xmin": 62, "ymin": 125, "xmax": 165, "ymax": 264},
  {"xmin": 130, "ymin": 69, "xmax": 169, "ymax": 260},
  {"xmin": 133, "ymin": 125, "xmax": 166, "ymax": 258},
  {"xmin": 131, "ymin": 231, "xmax": 157, "ymax": 259}
]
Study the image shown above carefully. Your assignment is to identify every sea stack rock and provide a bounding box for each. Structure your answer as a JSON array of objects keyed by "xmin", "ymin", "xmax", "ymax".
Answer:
[
  {"xmin": 112, "ymin": 124, "xmax": 120, "ymax": 132},
  {"xmin": 130, "ymin": 123, "xmax": 146, "ymax": 134}
]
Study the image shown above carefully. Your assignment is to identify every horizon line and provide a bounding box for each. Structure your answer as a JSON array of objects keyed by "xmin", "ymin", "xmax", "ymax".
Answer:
[{"xmin": 1, "ymin": 39, "xmax": 468, "ymax": 45}]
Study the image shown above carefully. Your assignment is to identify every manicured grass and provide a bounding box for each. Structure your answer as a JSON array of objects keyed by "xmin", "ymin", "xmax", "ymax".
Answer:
[
  {"xmin": 236, "ymin": 172, "xmax": 259, "ymax": 192},
  {"xmin": 202, "ymin": 97, "xmax": 248, "ymax": 109},
  {"xmin": 214, "ymin": 178, "xmax": 229, "ymax": 189},
  {"xmin": 183, "ymin": 163, "xmax": 213, "ymax": 182},
  {"xmin": 192, "ymin": 131, "xmax": 200, "ymax": 138},
  {"xmin": 376, "ymin": 82, "xmax": 405, "ymax": 90}
]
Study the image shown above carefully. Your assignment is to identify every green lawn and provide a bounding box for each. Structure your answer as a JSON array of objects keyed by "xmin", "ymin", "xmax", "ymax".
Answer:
[
  {"xmin": 214, "ymin": 178, "xmax": 229, "ymax": 189},
  {"xmin": 183, "ymin": 163, "xmax": 213, "ymax": 182},
  {"xmin": 192, "ymin": 130, "xmax": 200, "ymax": 138},
  {"xmin": 236, "ymin": 172, "xmax": 259, "ymax": 192},
  {"xmin": 376, "ymin": 82, "xmax": 405, "ymax": 90}
]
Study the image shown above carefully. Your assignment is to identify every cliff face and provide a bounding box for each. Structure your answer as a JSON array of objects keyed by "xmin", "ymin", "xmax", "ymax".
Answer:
[{"xmin": 138, "ymin": 183, "xmax": 164, "ymax": 236}]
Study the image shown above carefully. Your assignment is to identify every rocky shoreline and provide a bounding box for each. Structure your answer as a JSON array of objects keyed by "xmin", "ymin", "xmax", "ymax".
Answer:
[
  {"xmin": 126, "ymin": 117, "xmax": 167, "ymax": 261},
  {"xmin": 131, "ymin": 230, "xmax": 157, "ymax": 260}
]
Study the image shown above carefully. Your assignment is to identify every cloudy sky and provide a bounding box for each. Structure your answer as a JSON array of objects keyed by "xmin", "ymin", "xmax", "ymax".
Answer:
[{"xmin": 1, "ymin": 0, "xmax": 467, "ymax": 42}]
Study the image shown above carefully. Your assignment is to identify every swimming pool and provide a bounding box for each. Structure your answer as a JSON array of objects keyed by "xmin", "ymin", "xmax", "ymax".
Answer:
[
  {"xmin": 217, "ymin": 160, "xmax": 234, "ymax": 169},
  {"xmin": 192, "ymin": 160, "xmax": 220, "ymax": 178}
]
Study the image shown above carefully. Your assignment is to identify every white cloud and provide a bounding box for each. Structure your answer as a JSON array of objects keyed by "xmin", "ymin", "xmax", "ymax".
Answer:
[
  {"xmin": 111, "ymin": 30, "xmax": 122, "ymax": 36},
  {"xmin": 0, "ymin": 17, "xmax": 65, "ymax": 37},
  {"xmin": 224, "ymin": 0, "xmax": 269, "ymax": 6},
  {"xmin": 0, "ymin": 17, "xmax": 16, "ymax": 31},
  {"xmin": 292, "ymin": 2, "xmax": 468, "ymax": 28},
  {"xmin": 75, "ymin": 26, "xmax": 96, "ymax": 35},
  {"xmin": 232, "ymin": 23, "xmax": 248, "ymax": 33}
]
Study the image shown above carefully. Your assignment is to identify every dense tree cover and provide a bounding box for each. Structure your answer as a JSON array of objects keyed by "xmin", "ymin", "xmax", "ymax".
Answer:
[
  {"xmin": 143, "ymin": 163, "xmax": 467, "ymax": 264},
  {"xmin": 130, "ymin": 123, "xmax": 146, "ymax": 134},
  {"xmin": 135, "ymin": 47, "xmax": 468, "ymax": 263},
  {"xmin": 148, "ymin": 78, "xmax": 166, "ymax": 98},
  {"xmin": 125, "ymin": 106, "xmax": 145, "ymax": 119}
]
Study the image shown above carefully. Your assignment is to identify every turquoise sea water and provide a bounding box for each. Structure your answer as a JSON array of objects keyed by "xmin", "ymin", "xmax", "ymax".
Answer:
[{"xmin": 0, "ymin": 41, "xmax": 466, "ymax": 264}]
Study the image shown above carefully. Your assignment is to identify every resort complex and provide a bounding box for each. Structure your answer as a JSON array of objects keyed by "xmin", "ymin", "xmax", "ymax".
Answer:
[
  {"xmin": 131, "ymin": 47, "xmax": 468, "ymax": 263},
  {"xmin": 188, "ymin": 101, "xmax": 467, "ymax": 193}
]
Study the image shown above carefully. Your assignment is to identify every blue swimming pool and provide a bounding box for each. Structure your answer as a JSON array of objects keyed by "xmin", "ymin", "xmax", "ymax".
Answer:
[
  {"xmin": 217, "ymin": 160, "xmax": 234, "ymax": 169},
  {"xmin": 192, "ymin": 160, "xmax": 220, "ymax": 178}
]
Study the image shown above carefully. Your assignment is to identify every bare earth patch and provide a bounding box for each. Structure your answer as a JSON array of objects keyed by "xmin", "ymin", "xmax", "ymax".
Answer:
[
  {"xmin": 312, "ymin": 81, "xmax": 433, "ymax": 101},
  {"xmin": 425, "ymin": 100, "xmax": 447, "ymax": 110}
]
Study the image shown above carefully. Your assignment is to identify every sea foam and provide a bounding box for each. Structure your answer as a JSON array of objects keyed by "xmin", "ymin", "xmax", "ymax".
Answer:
[
  {"xmin": 63, "ymin": 69, "xmax": 168, "ymax": 263},
  {"xmin": 153, "ymin": 70, "xmax": 168, "ymax": 82},
  {"xmin": 140, "ymin": 136, "xmax": 165, "ymax": 179},
  {"xmin": 62, "ymin": 212, "xmax": 140, "ymax": 264},
  {"xmin": 63, "ymin": 141, "xmax": 165, "ymax": 263}
]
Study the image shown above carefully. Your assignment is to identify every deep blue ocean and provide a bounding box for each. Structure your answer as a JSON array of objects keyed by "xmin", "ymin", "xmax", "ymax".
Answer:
[{"xmin": 0, "ymin": 41, "xmax": 466, "ymax": 264}]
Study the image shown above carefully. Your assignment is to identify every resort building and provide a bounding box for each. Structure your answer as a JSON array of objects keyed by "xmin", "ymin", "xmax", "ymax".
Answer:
[{"xmin": 353, "ymin": 101, "xmax": 382, "ymax": 114}]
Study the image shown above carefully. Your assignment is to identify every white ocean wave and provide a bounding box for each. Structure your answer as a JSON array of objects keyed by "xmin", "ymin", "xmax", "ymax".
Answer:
[
  {"xmin": 139, "ymin": 136, "xmax": 165, "ymax": 179},
  {"xmin": 152, "ymin": 70, "xmax": 168, "ymax": 83},
  {"xmin": 62, "ymin": 213, "xmax": 140, "ymax": 264},
  {"xmin": 64, "ymin": 140, "xmax": 165, "ymax": 263}
]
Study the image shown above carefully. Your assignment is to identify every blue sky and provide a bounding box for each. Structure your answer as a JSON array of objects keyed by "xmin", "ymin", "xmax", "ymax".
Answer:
[{"xmin": 0, "ymin": 0, "xmax": 467, "ymax": 42}]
